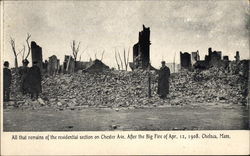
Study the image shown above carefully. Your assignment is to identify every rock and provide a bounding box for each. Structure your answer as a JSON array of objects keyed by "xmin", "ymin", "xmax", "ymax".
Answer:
[
  {"xmin": 50, "ymin": 98, "xmax": 57, "ymax": 102},
  {"xmin": 30, "ymin": 100, "xmax": 39, "ymax": 105},
  {"xmin": 17, "ymin": 101, "xmax": 25, "ymax": 105},
  {"xmin": 220, "ymin": 100, "xmax": 226, "ymax": 103},
  {"xmin": 57, "ymin": 102, "xmax": 62, "ymax": 106},
  {"xmin": 37, "ymin": 98, "xmax": 45, "ymax": 106},
  {"xmin": 219, "ymin": 97, "xmax": 227, "ymax": 100},
  {"xmin": 110, "ymin": 124, "xmax": 119, "ymax": 130}
]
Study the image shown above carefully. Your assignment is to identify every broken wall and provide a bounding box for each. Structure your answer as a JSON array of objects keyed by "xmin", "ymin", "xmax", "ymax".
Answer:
[
  {"xmin": 191, "ymin": 51, "xmax": 200, "ymax": 65},
  {"xmin": 209, "ymin": 51, "xmax": 222, "ymax": 68},
  {"xmin": 132, "ymin": 25, "xmax": 151, "ymax": 70},
  {"xmin": 47, "ymin": 55, "xmax": 60, "ymax": 76},
  {"xmin": 180, "ymin": 52, "xmax": 191, "ymax": 69},
  {"xmin": 31, "ymin": 41, "xmax": 43, "ymax": 70},
  {"xmin": 62, "ymin": 55, "xmax": 75, "ymax": 74}
]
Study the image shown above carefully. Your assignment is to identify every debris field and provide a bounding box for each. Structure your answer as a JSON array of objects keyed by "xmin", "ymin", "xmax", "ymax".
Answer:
[{"xmin": 7, "ymin": 67, "xmax": 248, "ymax": 110}]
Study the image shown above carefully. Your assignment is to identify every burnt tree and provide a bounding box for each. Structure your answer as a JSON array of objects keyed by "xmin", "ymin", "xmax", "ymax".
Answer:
[
  {"xmin": 10, "ymin": 37, "xmax": 24, "ymax": 68},
  {"xmin": 71, "ymin": 40, "xmax": 80, "ymax": 61}
]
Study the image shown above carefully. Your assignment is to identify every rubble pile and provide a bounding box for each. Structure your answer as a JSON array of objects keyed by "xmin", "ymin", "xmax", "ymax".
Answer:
[
  {"xmin": 168, "ymin": 68, "xmax": 248, "ymax": 105},
  {"xmin": 7, "ymin": 67, "xmax": 248, "ymax": 110},
  {"xmin": 41, "ymin": 70, "xmax": 151, "ymax": 109},
  {"xmin": 10, "ymin": 70, "xmax": 23, "ymax": 100}
]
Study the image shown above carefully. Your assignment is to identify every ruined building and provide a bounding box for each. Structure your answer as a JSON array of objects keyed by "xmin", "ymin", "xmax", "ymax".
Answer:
[
  {"xmin": 131, "ymin": 25, "xmax": 151, "ymax": 70},
  {"xmin": 180, "ymin": 50, "xmax": 200, "ymax": 69},
  {"xmin": 235, "ymin": 51, "xmax": 240, "ymax": 63},
  {"xmin": 47, "ymin": 55, "xmax": 60, "ymax": 76},
  {"xmin": 205, "ymin": 47, "xmax": 223, "ymax": 68},
  {"xmin": 62, "ymin": 55, "xmax": 75, "ymax": 74},
  {"xmin": 222, "ymin": 56, "xmax": 230, "ymax": 70},
  {"xmin": 180, "ymin": 52, "xmax": 191, "ymax": 69},
  {"xmin": 229, "ymin": 51, "xmax": 244, "ymax": 74},
  {"xmin": 83, "ymin": 59, "xmax": 110, "ymax": 73},
  {"xmin": 191, "ymin": 50, "xmax": 200, "ymax": 65},
  {"xmin": 193, "ymin": 47, "xmax": 231, "ymax": 70},
  {"xmin": 31, "ymin": 41, "xmax": 43, "ymax": 70}
]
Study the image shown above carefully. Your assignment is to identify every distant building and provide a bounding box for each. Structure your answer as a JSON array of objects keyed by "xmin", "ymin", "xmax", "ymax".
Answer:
[
  {"xmin": 209, "ymin": 50, "xmax": 222, "ymax": 68},
  {"xmin": 193, "ymin": 47, "xmax": 237, "ymax": 70},
  {"xmin": 166, "ymin": 63, "xmax": 180, "ymax": 73},
  {"xmin": 83, "ymin": 59, "xmax": 110, "ymax": 73},
  {"xmin": 223, "ymin": 56, "xmax": 229, "ymax": 61}
]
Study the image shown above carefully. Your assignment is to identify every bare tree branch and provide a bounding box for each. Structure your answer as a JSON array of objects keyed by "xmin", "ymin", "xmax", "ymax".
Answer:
[
  {"xmin": 76, "ymin": 42, "xmax": 80, "ymax": 52},
  {"xmin": 25, "ymin": 33, "xmax": 31, "ymax": 60},
  {"xmin": 122, "ymin": 47, "xmax": 130, "ymax": 71},
  {"xmin": 71, "ymin": 40, "xmax": 75, "ymax": 60},
  {"xmin": 10, "ymin": 37, "xmax": 16, "ymax": 56},
  {"xmin": 71, "ymin": 40, "xmax": 81, "ymax": 61},
  {"xmin": 22, "ymin": 44, "xmax": 26, "ymax": 61},
  {"xmin": 10, "ymin": 37, "xmax": 18, "ymax": 68},
  {"xmin": 17, "ymin": 47, "xmax": 24, "ymax": 56},
  {"xmin": 85, "ymin": 51, "xmax": 92, "ymax": 61},
  {"xmin": 79, "ymin": 46, "xmax": 88, "ymax": 61},
  {"xmin": 123, "ymin": 48, "xmax": 127, "ymax": 71},
  {"xmin": 101, "ymin": 50, "xmax": 105, "ymax": 61},
  {"xmin": 127, "ymin": 47, "xmax": 130, "ymax": 68},
  {"xmin": 114, "ymin": 49, "xmax": 120, "ymax": 70},
  {"xmin": 117, "ymin": 50, "xmax": 123, "ymax": 70}
]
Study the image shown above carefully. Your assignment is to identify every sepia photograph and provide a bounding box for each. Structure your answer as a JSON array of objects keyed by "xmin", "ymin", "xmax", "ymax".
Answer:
[{"xmin": 2, "ymin": 0, "xmax": 249, "ymax": 132}]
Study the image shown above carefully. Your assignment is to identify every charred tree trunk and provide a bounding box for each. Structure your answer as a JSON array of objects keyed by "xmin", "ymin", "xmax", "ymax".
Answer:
[
  {"xmin": 115, "ymin": 50, "xmax": 120, "ymax": 70},
  {"xmin": 118, "ymin": 51, "xmax": 123, "ymax": 70},
  {"xmin": 10, "ymin": 37, "xmax": 18, "ymax": 69},
  {"xmin": 25, "ymin": 33, "xmax": 31, "ymax": 60}
]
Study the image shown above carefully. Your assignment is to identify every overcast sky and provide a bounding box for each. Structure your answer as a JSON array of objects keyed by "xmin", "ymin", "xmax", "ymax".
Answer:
[{"xmin": 2, "ymin": 0, "xmax": 249, "ymax": 68}]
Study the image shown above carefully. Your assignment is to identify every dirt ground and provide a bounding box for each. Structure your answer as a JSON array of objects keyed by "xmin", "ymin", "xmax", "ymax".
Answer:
[{"xmin": 3, "ymin": 103, "xmax": 249, "ymax": 131}]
